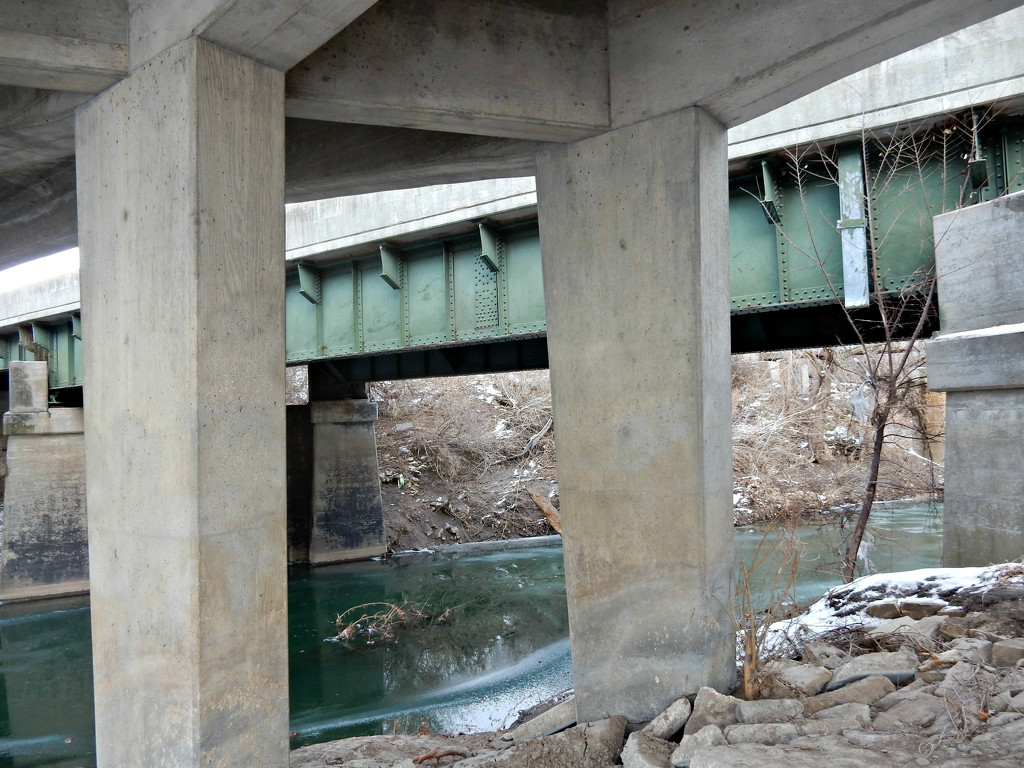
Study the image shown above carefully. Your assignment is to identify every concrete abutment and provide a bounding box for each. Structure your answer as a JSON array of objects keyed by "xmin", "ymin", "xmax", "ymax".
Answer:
[{"xmin": 927, "ymin": 191, "xmax": 1024, "ymax": 566}]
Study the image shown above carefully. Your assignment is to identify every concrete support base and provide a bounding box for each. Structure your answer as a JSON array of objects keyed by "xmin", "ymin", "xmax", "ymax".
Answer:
[
  {"xmin": 927, "ymin": 191, "xmax": 1024, "ymax": 566},
  {"xmin": 310, "ymin": 399, "xmax": 385, "ymax": 563},
  {"xmin": 536, "ymin": 107, "xmax": 735, "ymax": 723},
  {"xmin": 76, "ymin": 38, "xmax": 288, "ymax": 766},
  {"xmin": 1, "ymin": 361, "xmax": 87, "ymax": 601}
]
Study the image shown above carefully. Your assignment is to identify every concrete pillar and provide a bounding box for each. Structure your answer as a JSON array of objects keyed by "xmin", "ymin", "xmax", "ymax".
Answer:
[
  {"xmin": 1, "ymin": 360, "xmax": 87, "ymax": 600},
  {"xmin": 535, "ymin": 107, "xmax": 735, "ymax": 723},
  {"xmin": 927, "ymin": 191, "xmax": 1024, "ymax": 566},
  {"xmin": 309, "ymin": 400, "xmax": 385, "ymax": 563},
  {"xmin": 76, "ymin": 38, "xmax": 288, "ymax": 767}
]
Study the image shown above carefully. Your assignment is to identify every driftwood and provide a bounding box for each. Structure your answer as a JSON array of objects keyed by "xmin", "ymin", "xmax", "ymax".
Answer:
[
  {"xmin": 412, "ymin": 746, "xmax": 472, "ymax": 765},
  {"xmin": 526, "ymin": 486, "xmax": 562, "ymax": 535}
]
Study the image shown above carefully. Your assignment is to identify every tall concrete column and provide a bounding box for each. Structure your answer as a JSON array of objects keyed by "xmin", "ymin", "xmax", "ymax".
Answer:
[
  {"xmin": 1, "ymin": 360, "xmax": 87, "ymax": 600},
  {"xmin": 76, "ymin": 38, "xmax": 288, "ymax": 766},
  {"xmin": 310, "ymin": 400, "xmax": 385, "ymax": 563},
  {"xmin": 535, "ymin": 107, "xmax": 735, "ymax": 723},
  {"xmin": 928, "ymin": 191, "xmax": 1024, "ymax": 566}
]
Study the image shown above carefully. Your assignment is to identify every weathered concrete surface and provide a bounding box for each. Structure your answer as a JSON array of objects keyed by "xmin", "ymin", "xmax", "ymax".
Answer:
[
  {"xmin": 76, "ymin": 38, "xmax": 288, "ymax": 767},
  {"xmin": 729, "ymin": 6, "xmax": 1024, "ymax": 158},
  {"xmin": 5, "ymin": 1, "xmax": 1023, "ymax": 270},
  {"xmin": 0, "ymin": 417, "xmax": 87, "ymax": 601},
  {"xmin": 940, "ymin": 390, "xmax": 1024, "ymax": 565},
  {"xmin": 7, "ymin": 360, "xmax": 48, "ymax": 413},
  {"xmin": 928, "ymin": 191, "xmax": 1024, "ymax": 566},
  {"xmin": 286, "ymin": 177, "xmax": 537, "ymax": 263},
  {"xmin": 310, "ymin": 399, "xmax": 385, "ymax": 563},
  {"xmin": 536, "ymin": 107, "xmax": 735, "ymax": 723},
  {"xmin": 933, "ymin": 192, "xmax": 1024, "ymax": 334},
  {"xmin": 0, "ymin": 267, "xmax": 79, "ymax": 328},
  {"xmin": 1, "ymin": 362, "xmax": 86, "ymax": 600},
  {"xmin": 285, "ymin": 0, "xmax": 609, "ymax": 141}
]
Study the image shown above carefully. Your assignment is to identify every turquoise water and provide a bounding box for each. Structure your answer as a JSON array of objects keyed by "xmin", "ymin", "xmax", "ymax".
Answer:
[
  {"xmin": 0, "ymin": 504, "xmax": 943, "ymax": 765},
  {"xmin": 734, "ymin": 501, "xmax": 944, "ymax": 612}
]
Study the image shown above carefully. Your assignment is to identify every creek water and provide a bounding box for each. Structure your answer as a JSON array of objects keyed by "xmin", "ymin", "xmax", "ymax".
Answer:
[{"xmin": 0, "ymin": 503, "xmax": 942, "ymax": 765}]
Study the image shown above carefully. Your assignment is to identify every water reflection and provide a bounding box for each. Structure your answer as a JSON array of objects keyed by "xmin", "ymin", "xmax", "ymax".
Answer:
[
  {"xmin": 0, "ymin": 598, "xmax": 94, "ymax": 767},
  {"xmin": 735, "ymin": 501, "xmax": 943, "ymax": 612},
  {"xmin": 288, "ymin": 542, "xmax": 571, "ymax": 745}
]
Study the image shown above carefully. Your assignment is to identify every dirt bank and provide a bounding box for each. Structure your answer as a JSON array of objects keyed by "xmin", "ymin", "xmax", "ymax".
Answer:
[{"xmin": 362, "ymin": 346, "xmax": 943, "ymax": 554}]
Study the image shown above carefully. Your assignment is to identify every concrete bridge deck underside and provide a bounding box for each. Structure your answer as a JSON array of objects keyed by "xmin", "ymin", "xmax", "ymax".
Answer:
[{"xmin": 2, "ymin": 2, "xmax": 1023, "ymax": 765}]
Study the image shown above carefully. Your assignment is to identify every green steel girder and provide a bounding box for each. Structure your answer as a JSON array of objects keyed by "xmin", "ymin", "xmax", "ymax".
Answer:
[
  {"xmin": 4, "ymin": 115, "xmax": 1023, "ymax": 388},
  {"xmin": 0, "ymin": 316, "xmax": 83, "ymax": 389}
]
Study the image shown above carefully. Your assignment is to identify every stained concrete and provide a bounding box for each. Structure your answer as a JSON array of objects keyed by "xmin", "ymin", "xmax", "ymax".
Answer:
[
  {"xmin": 942, "ymin": 390, "xmax": 1024, "ymax": 564},
  {"xmin": 536, "ymin": 107, "xmax": 735, "ymax": 723},
  {"xmin": 0, "ymin": 428, "xmax": 87, "ymax": 600},
  {"xmin": 310, "ymin": 400, "xmax": 385, "ymax": 563},
  {"xmin": 76, "ymin": 38, "xmax": 288, "ymax": 766},
  {"xmin": 1, "ymin": 361, "xmax": 87, "ymax": 600}
]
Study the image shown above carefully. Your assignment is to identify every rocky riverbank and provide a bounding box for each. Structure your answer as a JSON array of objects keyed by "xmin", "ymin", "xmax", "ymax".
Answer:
[{"xmin": 291, "ymin": 562, "xmax": 1024, "ymax": 768}]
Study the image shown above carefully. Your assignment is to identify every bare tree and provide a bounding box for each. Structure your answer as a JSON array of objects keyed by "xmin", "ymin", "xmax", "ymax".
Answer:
[{"xmin": 767, "ymin": 110, "xmax": 995, "ymax": 581}]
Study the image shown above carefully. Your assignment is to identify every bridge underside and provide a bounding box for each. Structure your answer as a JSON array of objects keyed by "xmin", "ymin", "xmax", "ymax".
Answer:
[{"xmin": 2, "ymin": 1, "xmax": 1023, "ymax": 764}]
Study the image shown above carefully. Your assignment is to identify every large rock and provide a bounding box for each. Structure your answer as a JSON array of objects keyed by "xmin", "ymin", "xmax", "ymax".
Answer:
[
  {"xmin": 803, "ymin": 675, "xmax": 895, "ymax": 715},
  {"xmin": 643, "ymin": 696, "xmax": 692, "ymax": 740},
  {"xmin": 935, "ymin": 660, "xmax": 998, "ymax": 715},
  {"xmin": 876, "ymin": 682, "xmax": 937, "ymax": 712},
  {"xmin": 722, "ymin": 723, "xmax": 798, "ymax": 746},
  {"xmin": 503, "ymin": 699, "xmax": 577, "ymax": 745},
  {"xmin": 800, "ymin": 642, "xmax": 850, "ymax": 670},
  {"xmin": 683, "ymin": 688, "xmax": 741, "ymax": 736},
  {"xmin": 735, "ymin": 699, "xmax": 803, "ymax": 724},
  {"xmin": 810, "ymin": 702, "xmax": 871, "ymax": 725},
  {"xmin": 899, "ymin": 599, "xmax": 947, "ymax": 620},
  {"xmin": 762, "ymin": 660, "xmax": 831, "ymax": 697},
  {"xmin": 687, "ymin": 739, "xmax": 909, "ymax": 768},
  {"xmin": 622, "ymin": 730, "xmax": 674, "ymax": 768},
  {"xmin": 453, "ymin": 717, "xmax": 626, "ymax": 768},
  {"xmin": 671, "ymin": 725, "xmax": 726, "ymax": 768},
  {"xmin": 873, "ymin": 692, "xmax": 952, "ymax": 732},
  {"xmin": 947, "ymin": 636, "xmax": 993, "ymax": 664},
  {"xmin": 992, "ymin": 638, "xmax": 1024, "ymax": 667},
  {"xmin": 865, "ymin": 600, "xmax": 901, "ymax": 619},
  {"xmin": 827, "ymin": 648, "xmax": 918, "ymax": 689},
  {"xmin": 290, "ymin": 734, "xmax": 496, "ymax": 768}
]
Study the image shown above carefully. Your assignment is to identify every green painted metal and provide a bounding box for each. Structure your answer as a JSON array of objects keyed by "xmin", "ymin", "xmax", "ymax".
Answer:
[
  {"xmin": 285, "ymin": 222, "xmax": 546, "ymax": 366},
  {"xmin": 0, "ymin": 317, "xmax": 83, "ymax": 388},
  {"xmin": 4, "ymin": 116, "xmax": 1024, "ymax": 388}
]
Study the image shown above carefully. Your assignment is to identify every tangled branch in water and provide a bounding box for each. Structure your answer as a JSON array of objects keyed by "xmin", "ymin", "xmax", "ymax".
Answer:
[{"xmin": 333, "ymin": 602, "xmax": 454, "ymax": 648}]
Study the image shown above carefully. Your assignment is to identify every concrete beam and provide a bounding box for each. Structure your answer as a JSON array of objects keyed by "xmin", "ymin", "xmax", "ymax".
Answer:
[
  {"xmin": 285, "ymin": 119, "xmax": 546, "ymax": 202},
  {"xmin": 729, "ymin": 6, "xmax": 1024, "ymax": 158},
  {"xmin": 286, "ymin": 177, "xmax": 536, "ymax": 262},
  {"xmin": 0, "ymin": 0, "xmax": 127, "ymax": 91},
  {"xmin": 608, "ymin": 0, "xmax": 1024, "ymax": 129},
  {"xmin": 130, "ymin": 0, "xmax": 378, "ymax": 71},
  {"xmin": 285, "ymin": 0, "xmax": 609, "ymax": 141}
]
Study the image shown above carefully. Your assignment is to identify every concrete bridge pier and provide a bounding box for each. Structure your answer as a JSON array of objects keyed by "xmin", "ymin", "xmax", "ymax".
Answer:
[
  {"xmin": 76, "ymin": 38, "xmax": 289, "ymax": 767},
  {"xmin": 928, "ymin": 191, "xmax": 1024, "ymax": 566},
  {"xmin": 536, "ymin": 107, "xmax": 735, "ymax": 723},
  {"xmin": 0, "ymin": 360, "xmax": 87, "ymax": 601},
  {"xmin": 309, "ymin": 399, "xmax": 386, "ymax": 563}
]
